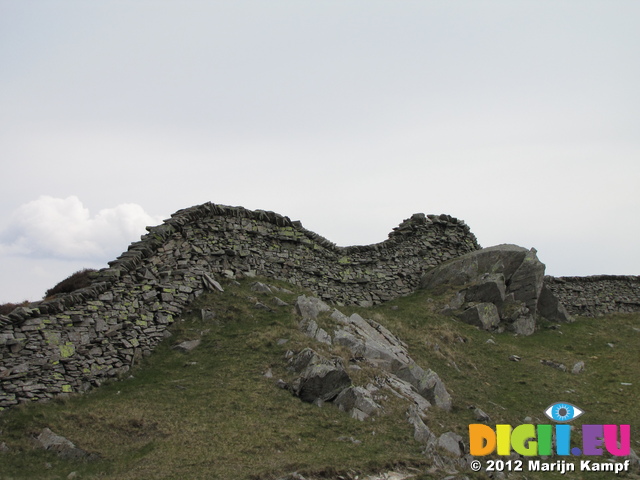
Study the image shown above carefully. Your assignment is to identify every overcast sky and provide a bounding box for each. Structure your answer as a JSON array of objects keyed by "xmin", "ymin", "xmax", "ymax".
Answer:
[{"xmin": 1, "ymin": 1, "xmax": 639, "ymax": 303}]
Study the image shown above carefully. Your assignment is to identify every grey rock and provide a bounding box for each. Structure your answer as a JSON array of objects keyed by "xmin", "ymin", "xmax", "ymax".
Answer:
[
  {"xmin": 289, "ymin": 348, "xmax": 322, "ymax": 372},
  {"xmin": 511, "ymin": 314, "xmax": 536, "ymax": 335},
  {"xmin": 394, "ymin": 363, "xmax": 452, "ymax": 411},
  {"xmin": 202, "ymin": 274, "xmax": 224, "ymax": 292},
  {"xmin": 253, "ymin": 301, "xmax": 272, "ymax": 311},
  {"xmin": 292, "ymin": 362, "xmax": 351, "ymax": 403},
  {"xmin": 273, "ymin": 297, "xmax": 289, "ymax": 307},
  {"xmin": 333, "ymin": 312, "xmax": 411, "ymax": 369},
  {"xmin": 407, "ymin": 405, "xmax": 436, "ymax": 445},
  {"xmin": 437, "ymin": 431, "xmax": 465, "ymax": 457},
  {"xmin": 35, "ymin": 428, "xmax": 93, "ymax": 460},
  {"xmin": 421, "ymin": 244, "xmax": 527, "ymax": 290},
  {"xmin": 421, "ymin": 244, "xmax": 570, "ymax": 335},
  {"xmin": 473, "ymin": 407, "xmax": 491, "ymax": 422},
  {"xmin": 457, "ymin": 303, "xmax": 500, "ymax": 330},
  {"xmin": 540, "ymin": 359, "xmax": 567, "ymax": 372},
  {"xmin": 538, "ymin": 284, "xmax": 573, "ymax": 323},
  {"xmin": 289, "ymin": 348, "xmax": 351, "ymax": 403},
  {"xmin": 295, "ymin": 295, "xmax": 331, "ymax": 320},
  {"xmin": 334, "ymin": 386, "xmax": 381, "ymax": 420},
  {"xmin": 299, "ymin": 318, "xmax": 332, "ymax": 346},
  {"xmin": 464, "ymin": 274, "xmax": 506, "ymax": 305},
  {"xmin": 200, "ymin": 309, "xmax": 216, "ymax": 321},
  {"xmin": 384, "ymin": 375, "xmax": 432, "ymax": 413},
  {"xmin": 572, "ymin": 361, "xmax": 585, "ymax": 374},
  {"xmin": 172, "ymin": 339, "xmax": 201, "ymax": 353},
  {"xmin": 508, "ymin": 248, "xmax": 545, "ymax": 314},
  {"xmin": 251, "ymin": 282, "xmax": 272, "ymax": 293}
]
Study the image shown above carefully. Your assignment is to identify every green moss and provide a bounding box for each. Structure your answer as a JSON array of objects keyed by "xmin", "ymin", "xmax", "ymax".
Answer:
[
  {"xmin": 59, "ymin": 342, "xmax": 75, "ymax": 358},
  {"xmin": 44, "ymin": 331, "xmax": 61, "ymax": 346}
]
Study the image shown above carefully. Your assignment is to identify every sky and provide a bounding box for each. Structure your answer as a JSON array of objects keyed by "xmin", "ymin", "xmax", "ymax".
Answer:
[{"xmin": 1, "ymin": 1, "xmax": 639, "ymax": 303}]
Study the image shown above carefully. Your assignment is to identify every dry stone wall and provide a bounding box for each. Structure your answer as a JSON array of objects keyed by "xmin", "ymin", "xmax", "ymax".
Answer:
[
  {"xmin": 544, "ymin": 275, "xmax": 640, "ymax": 317},
  {"xmin": 0, "ymin": 202, "xmax": 479, "ymax": 409}
]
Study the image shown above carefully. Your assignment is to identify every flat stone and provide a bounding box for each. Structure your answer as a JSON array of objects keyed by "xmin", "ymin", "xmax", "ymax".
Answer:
[
  {"xmin": 172, "ymin": 339, "xmax": 201, "ymax": 353},
  {"xmin": 202, "ymin": 274, "xmax": 224, "ymax": 292},
  {"xmin": 35, "ymin": 428, "xmax": 94, "ymax": 460}
]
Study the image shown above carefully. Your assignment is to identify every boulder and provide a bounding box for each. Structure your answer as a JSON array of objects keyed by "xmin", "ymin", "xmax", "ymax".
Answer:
[
  {"xmin": 289, "ymin": 349, "xmax": 351, "ymax": 403},
  {"xmin": 538, "ymin": 284, "xmax": 573, "ymax": 323},
  {"xmin": 421, "ymin": 244, "xmax": 572, "ymax": 335},
  {"xmin": 295, "ymin": 295, "xmax": 331, "ymax": 320},
  {"xmin": 437, "ymin": 431, "xmax": 465, "ymax": 457},
  {"xmin": 35, "ymin": 428, "xmax": 95, "ymax": 460},
  {"xmin": 292, "ymin": 363, "xmax": 351, "ymax": 403}
]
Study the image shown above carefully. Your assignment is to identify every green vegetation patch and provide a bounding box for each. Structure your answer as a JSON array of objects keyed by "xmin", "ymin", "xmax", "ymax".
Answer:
[{"xmin": 0, "ymin": 279, "xmax": 638, "ymax": 480}]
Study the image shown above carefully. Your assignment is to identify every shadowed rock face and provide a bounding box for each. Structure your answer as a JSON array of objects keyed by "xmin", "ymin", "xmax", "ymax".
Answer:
[{"xmin": 420, "ymin": 244, "xmax": 572, "ymax": 335}]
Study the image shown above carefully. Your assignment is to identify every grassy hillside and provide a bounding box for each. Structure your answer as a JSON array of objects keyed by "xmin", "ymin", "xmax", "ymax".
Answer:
[{"xmin": 0, "ymin": 277, "xmax": 638, "ymax": 479}]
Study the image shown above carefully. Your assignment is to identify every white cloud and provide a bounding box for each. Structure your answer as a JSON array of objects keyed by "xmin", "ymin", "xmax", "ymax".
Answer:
[{"xmin": 0, "ymin": 196, "xmax": 164, "ymax": 261}]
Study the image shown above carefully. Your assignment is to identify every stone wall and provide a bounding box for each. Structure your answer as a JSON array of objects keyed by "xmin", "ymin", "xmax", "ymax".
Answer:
[
  {"xmin": 544, "ymin": 275, "xmax": 640, "ymax": 317},
  {"xmin": 0, "ymin": 202, "xmax": 480, "ymax": 409}
]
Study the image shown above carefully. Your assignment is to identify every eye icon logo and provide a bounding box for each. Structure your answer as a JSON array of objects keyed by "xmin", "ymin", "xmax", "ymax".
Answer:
[{"xmin": 544, "ymin": 402, "xmax": 584, "ymax": 422}]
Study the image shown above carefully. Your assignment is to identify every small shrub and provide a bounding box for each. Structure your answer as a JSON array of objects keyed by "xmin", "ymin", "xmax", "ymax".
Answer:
[
  {"xmin": 44, "ymin": 268, "xmax": 97, "ymax": 299},
  {"xmin": 0, "ymin": 301, "xmax": 30, "ymax": 315}
]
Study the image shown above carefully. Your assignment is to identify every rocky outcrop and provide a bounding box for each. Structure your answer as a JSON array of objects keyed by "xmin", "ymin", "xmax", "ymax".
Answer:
[
  {"xmin": 286, "ymin": 295, "xmax": 451, "ymax": 418},
  {"xmin": 420, "ymin": 244, "xmax": 572, "ymax": 335}
]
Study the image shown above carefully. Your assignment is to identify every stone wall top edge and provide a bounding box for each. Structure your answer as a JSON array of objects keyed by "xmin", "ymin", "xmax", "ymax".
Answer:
[
  {"xmin": 2, "ymin": 202, "xmax": 473, "ymax": 325},
  {"xmin": 545, "ymin": 274, "xmax": 640, "ymax": 283}
]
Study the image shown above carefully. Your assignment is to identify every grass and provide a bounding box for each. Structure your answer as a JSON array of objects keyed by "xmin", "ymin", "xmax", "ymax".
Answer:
[{"xmin": 0, "ymin": 278, "xmax": 638, "ymax": 479}]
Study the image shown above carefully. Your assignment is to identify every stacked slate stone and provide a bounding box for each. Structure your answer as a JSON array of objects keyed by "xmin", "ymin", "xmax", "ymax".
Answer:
[
  {"xmin": 0, "ymin": 203, "xmax": 479, "ymax": 409},
  {"xmin": 545, "ymin": 275, "xmax": 640, "ymax": 317}
]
